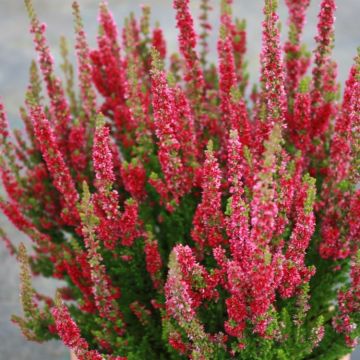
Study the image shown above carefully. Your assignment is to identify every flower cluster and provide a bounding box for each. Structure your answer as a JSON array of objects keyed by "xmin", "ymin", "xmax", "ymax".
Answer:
[{"xmin": 0, "ymin": 0, "xmax": 359, "ymax": 359}]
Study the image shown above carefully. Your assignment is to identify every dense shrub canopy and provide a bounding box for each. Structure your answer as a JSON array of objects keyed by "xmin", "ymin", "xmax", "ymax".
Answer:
[{"xmin": 0, "ymin": 0, "xmax": 359, "ymax": 359}]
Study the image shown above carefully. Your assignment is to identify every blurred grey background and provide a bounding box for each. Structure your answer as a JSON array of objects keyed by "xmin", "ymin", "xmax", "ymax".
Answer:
[{"xmin": 0, "ymin": 0, "xmax": 359, "ymax": 359}]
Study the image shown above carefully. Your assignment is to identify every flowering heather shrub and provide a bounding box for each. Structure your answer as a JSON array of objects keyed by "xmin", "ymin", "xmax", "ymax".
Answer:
[{"xmin": 0, "ymin": 0, "xmax": 360, "ymax": 358}]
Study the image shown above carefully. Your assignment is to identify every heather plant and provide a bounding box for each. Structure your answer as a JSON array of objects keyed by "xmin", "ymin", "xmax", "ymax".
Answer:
[{"xmin": 0, "ymin": 0, "xmax": 359, "ymax": 359}]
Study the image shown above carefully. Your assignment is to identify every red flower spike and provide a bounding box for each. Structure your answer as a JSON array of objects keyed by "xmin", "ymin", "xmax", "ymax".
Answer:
[
  {"xmin": 0, "ymin": 162, "xmax": 23, "ymax": 203},
  {"xmin": 52, "ymin": 295, "xmax": 127, "ymax": 360},
  {"xmin": 121, "ymin": 160, "xmax": 147, "ymax": 201},
  {"xmin": 93, "ymin": 116, "xmax": 116, "ymax": 188},
  {"xmin": 150, "ymin": 51, "xmax": 191, "ymax": 204},
  {"xmin": 172, "ymin": 86, "xmax": 199, "ymax": 173},
  {"xmin": 199, "ymin": 0, "xmax": 212, "ymax": 67},
  {"xmin": 73, "ymin": 2, "xmax": 97, "ymax": 120},
  {"xmin": 62, "ymin": 250, "xmax": 96, "ymax": 313},
  {"xmin": 219, "ymin": 1, "xmax": 248, "ymax": 91},
  {"xmin": 52, "ymin": 298, "xmax": 91, "ymax": 358},
  {"xmin": 279, "ymin": 174, "xmax": 316, "ymax": 298},
  {"xmin": 255, "ymin": 0, "xmax": 286, "ymax": 153},
  {"xmin": 192, "ymin": 141, "xmax": 224, "ymax": 250},
  {"xmin": 310, "ymin": 0, "xmax": 337, "ymax": 146},
  {"xmin": 165, "ymin": 245, "xmax": 217, "ymax": 358},
  {"xmin": 320, "ymin": 53, "xmax": 360, "ymax": 260},
  {"xmin": 30, "ymin": 105, "xmax": 79, "ymax": 225},
  {"xmin": 232, "ymin": 19, "xmax": 247, "ymax": 91},
  {"xmin": 260, "ymin": 0, "xmax": 287, "ymax": 122},
  {"xmin": 152, "ymin": 27, "xmax": 166, "ymax": 60},
  {"xmin": 173, "ymin": 0, "xmax": 205, "ymax": 98},
  {"xmin": 225, "ymin": 130, "xmax": 250, "ymax": 264},
  {"xmin": 284, "ymin": 0, "xmax": 311, "ymax": 100},
  {"xmin": 0, "ymin": 102, "xmax": 22, "ymax": 182},
  {"xmin": 218, "ymin": 34, "xmax": 237, "ymax": 130},
  {"xmin": 92, "ymin": 115, "xmax": 121, "ymax": 248},
  {"xmin": 311, "ymin": 0, "xmax": 336, "ymax": 104},
  {"xmin": 333, "ymin": 251, "xmax": 360, "ymax": 348},
  {"xmin": 79, "ymin": 182, "xmax": 124, "ymax": 327},
  {"xmin": 250, "ymin": 123, "xmax": 282, "ymax": 249},
  {"xmin": 25, "ymin": 0, "xmax": 71, "ymax": 154},
  {"xmin": 0, "ymin": 101, "xmax": 10, "ymax": 141},
  {"xmin": 120, "ymin": 199, "xmax": 142, "ymax": 247},
  {"xmin": 289, "ymin": 82, "xmax": 312, "ymax": 153},
  {"xmin": 165, "ymin": 250, "xmax": 196, "ymax": 324},
  {"xmin": 68, "ymin": 122, "xmax": 88, "ymax": 182},
  {"xmin": 144, "ymin": 230, "xmax": 163, "ymax": 289}
]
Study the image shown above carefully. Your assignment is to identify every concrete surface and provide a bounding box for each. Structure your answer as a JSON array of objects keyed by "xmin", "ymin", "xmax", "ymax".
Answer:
[{"xmin": 0, "ymin": 0, "xmax": 359, "ymax": 359}]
